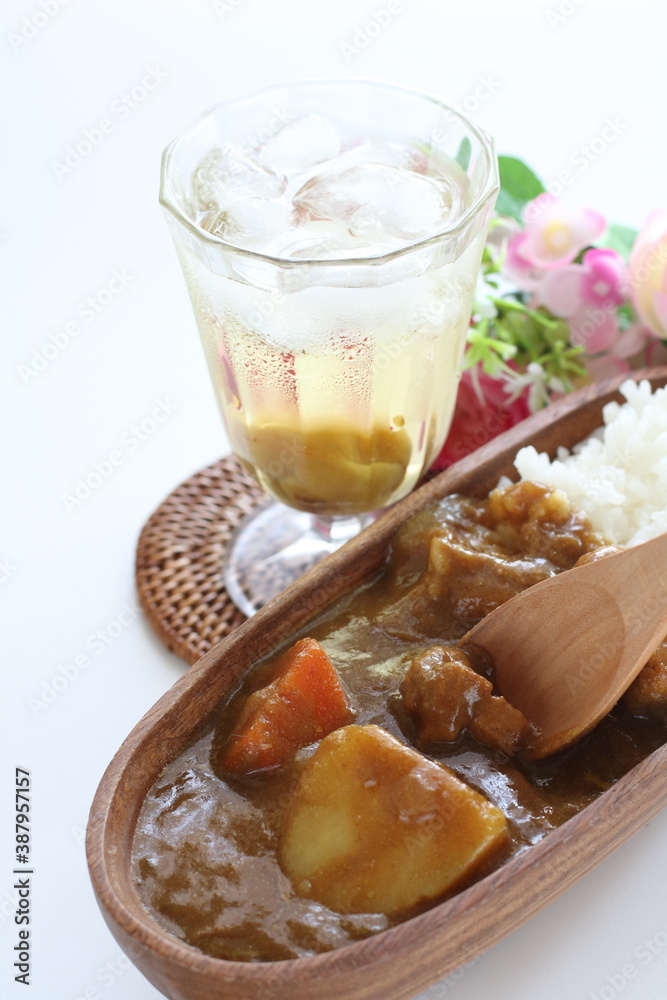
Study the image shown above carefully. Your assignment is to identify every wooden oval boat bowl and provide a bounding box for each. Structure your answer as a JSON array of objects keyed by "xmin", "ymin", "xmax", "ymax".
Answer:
[{"xmin": 87, "ymin": 367, "xmax": 667, "ymax": 1000}]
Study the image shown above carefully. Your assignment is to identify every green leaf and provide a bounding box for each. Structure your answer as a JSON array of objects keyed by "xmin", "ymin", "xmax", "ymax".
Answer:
[
  {"xmin": 597, "ymin": 222, "xmax": 638, "ymax": 260},
  {"xmin": 494, "ymin": 190, "xmax": 525, "ymax": 225},
  {"xmin": 455, "ymin": 136, "xmax": 472, "ymax": 171},
  {"xmin": 495, "ymin": 156, "xmax": 545, "ymax": 223},
  {"xmin": 498, "ymin": 156, "xmax": 545, "ymax": 201},
  {"xmin": 539, "ymin": 343, "xmax": 586, "ymax": 389},
  {"xmin": 616, "ymin": 301, "xmax": 637, "ymax": 329},
  {"xmin": 464, "ymin": 323, "xmax": 517, "ymax": 376}
]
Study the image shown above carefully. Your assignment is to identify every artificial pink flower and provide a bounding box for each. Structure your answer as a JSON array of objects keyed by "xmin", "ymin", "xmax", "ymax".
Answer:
[
  {"xmin": 629, "ymin": 210, "xmax": 667, "ymax": 338},
  {"xmin": 585, "ymin": 354, "xmax": 631, "ymax": 381},
  {"xmin": 612, "ymin": 322, "xmax": 650, "ymax": 359},
  {"xmin": 539, "ymin": 264, "xmax": 586, "ymax": 317},
  {"xmin": 643, "ymin": 336, "xmax": 667, "ymax": 367},
  {"xmin": 566, "ymin": 309, "xmax": 645, "ymax": 369},
  {"xmin": 518, "ymin": 194, "xmax": 606, "ymax": 270},
  {"xmin": 568, "ymin": 307, "xmax": 619, "ymax": 355},
  {"xmin": 579, "ymin": 248, "xmax": 627, "ymax": 307},
  {"xmin": 432, "ymin": 366, "xmax": 531, "ymax": 470},
  {"xmin": 538, "ymin": 248, "xmax": 627, "ymax": 319},
  {"xmin": 504, "ymin": 232, "xmax": 546, "ymax": 291}
]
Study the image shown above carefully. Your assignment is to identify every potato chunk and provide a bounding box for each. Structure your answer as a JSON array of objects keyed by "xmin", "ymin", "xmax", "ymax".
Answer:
[
  {"xmin": 400, "ymin": 646, "xmax": 530, "ymax": 755},
  {"xmin": 279, "ymin": 724, "xmax": 508, "ymax": 915}
]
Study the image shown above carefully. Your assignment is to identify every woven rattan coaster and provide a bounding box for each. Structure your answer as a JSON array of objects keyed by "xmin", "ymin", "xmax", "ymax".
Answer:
[
  {"xmin": 136, "ymin": 456, "xmax": 437, "ymax": 665},
  {"xmin": 136, "ymin": 455, "xmax": 265, "ymax": 665}
]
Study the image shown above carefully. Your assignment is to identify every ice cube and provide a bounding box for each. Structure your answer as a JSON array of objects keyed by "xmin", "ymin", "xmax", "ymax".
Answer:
[
  {"xmin": 200, "ymin": 195, "xmax": 294, "ymax": 251},
  {"xmin": 263, "ymin": 219, "xmax": 387, "ymax": 261},
  {"xmin": 258, "ymin": 115, "xmax": 343, "ymax": 173},
  {"xmin": 293, "ymin": 162, "xmax": 459, "ymax": 243},
  {"xmin": 348, "ymin": 204, "xmax": 382, "ymax": 239},
  {"xmin": 296, "ymin": 139, "xmax": 430, "ymax": 181},
  {"xmin": 191, "ymin": 144, "xmax": 286, "ymax": 213},
  {"xmin": 355, "ymin": 141, "xmax": 430, "ymax": 175}
]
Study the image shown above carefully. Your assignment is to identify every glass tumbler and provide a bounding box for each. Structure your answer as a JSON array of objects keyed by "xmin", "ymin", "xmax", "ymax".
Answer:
[{"xmin": 160, "ymin": 80, "xmax": 498, "ymax": 615}]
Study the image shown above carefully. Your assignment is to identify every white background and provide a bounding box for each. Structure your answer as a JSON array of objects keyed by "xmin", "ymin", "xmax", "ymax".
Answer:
[{"xmin": 2, "ymin": 1, "xmax": 667, "ymax": 999}]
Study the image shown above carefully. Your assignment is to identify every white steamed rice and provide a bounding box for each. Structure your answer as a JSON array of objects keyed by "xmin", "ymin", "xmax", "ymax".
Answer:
[{"xmin": 510, "ymin": 378, "xmax": 667, "ymax": 547}]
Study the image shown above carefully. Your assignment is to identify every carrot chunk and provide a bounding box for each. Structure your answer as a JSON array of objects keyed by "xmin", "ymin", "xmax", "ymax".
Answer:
[{"xmin": 218, "ymin": 638, "xmax": 355, "ymax": 774}]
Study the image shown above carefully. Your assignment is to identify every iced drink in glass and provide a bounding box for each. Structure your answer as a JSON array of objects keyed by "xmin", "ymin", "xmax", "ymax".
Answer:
[{"xmin": 160, "ymin": 81, "xmax": 498, "ymax": 611}]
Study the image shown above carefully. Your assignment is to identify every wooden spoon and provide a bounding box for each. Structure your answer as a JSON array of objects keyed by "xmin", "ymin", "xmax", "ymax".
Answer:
[{"xmin": 462, "ymin": 532, "xmax": 667, "ymax": 759}]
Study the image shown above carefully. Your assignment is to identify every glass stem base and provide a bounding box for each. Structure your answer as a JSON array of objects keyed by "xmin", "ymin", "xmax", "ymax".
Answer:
[{"xmin": 223, "ymin": 502, "xmax": 376, "ymax": 617}]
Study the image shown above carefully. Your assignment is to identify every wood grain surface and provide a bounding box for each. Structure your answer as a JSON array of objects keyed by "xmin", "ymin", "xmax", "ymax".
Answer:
[{"xmin": 86, "ymin": 366, "xmax": 667, "ymax": 1000}]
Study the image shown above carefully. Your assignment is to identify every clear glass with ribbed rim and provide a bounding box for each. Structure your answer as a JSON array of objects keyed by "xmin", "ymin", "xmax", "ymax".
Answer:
[{"xmin": 160, "ymin": 80, "xmax": 499, "ymax": 615}]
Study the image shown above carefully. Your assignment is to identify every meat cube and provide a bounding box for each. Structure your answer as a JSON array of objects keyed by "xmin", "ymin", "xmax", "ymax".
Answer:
[
  {"xmin": 400, "ymin": 646, "xmax": 530, "ymax": 755},
  {"xmin": 377, "ymin": 536, "xmax": 553, "ymax": 640},
  {"xmin": 400, "ymin": 646, "xmax": 488, "ymax": 742},
  {"xmin": 376, "ymin": 484, "xmax": 600, "ymax": 644},
  {"xmin": 485, "ymin": 481, "xmax": 598, "ymax": 568},
  {"xmin": 279, "ymin": 724, "xmax": 508, "ymax": 915},
  {"xmin": 428, "ymin": 537, "xmax": 554, "ymax": 626},
  {"xmin": 622, "ymin": 643, "xmax": 667, "ymax": 719},
  {"xmin": 470, "ymin": 695, "xmax": 532, "ymax": 757}
]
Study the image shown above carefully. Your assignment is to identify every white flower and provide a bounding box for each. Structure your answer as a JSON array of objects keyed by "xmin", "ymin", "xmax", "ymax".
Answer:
[
  {"xmin": 473, "ymin": 272, "xmax": 499, "ymax": 321},
  {"xmin": 502, "ymin": 362, "xmax": 560, "ymax": 412}
]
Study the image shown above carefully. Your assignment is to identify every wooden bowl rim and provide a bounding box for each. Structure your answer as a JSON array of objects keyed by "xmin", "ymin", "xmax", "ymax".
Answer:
[{"xmin": 86, "ymin": 366, "xmax": 667, "ymax": 983}]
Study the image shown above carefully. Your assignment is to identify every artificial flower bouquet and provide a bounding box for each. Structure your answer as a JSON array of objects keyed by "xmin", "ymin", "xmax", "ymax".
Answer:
[{"xmin": 434, "ymin": 156, "xmax": 667, "ymax": 470}]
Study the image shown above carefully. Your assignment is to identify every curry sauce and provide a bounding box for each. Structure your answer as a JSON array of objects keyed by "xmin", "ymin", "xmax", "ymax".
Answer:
[{"xmin": 132, "ymin": 483, "xmax": 667, "ymax": 961}]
